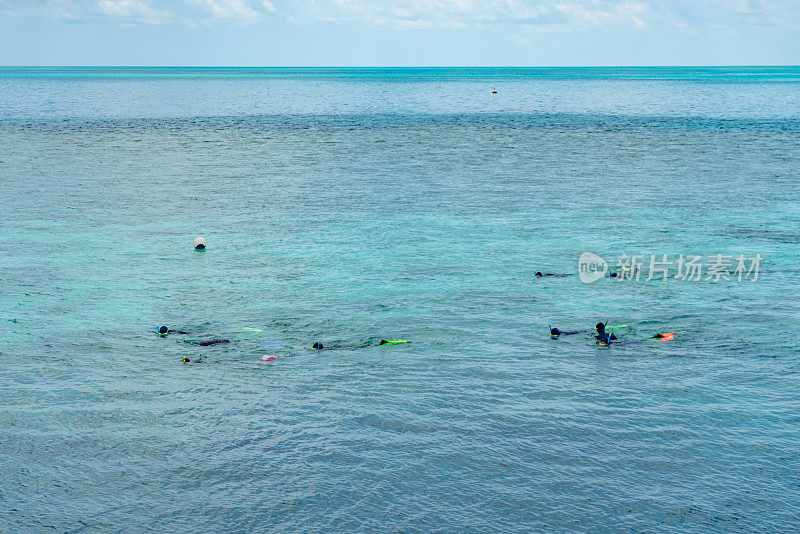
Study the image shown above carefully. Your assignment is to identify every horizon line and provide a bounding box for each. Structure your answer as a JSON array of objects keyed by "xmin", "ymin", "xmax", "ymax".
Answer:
[{"xmin": 2, "ymin": 64, "xmax": 800, "ymax": 69}]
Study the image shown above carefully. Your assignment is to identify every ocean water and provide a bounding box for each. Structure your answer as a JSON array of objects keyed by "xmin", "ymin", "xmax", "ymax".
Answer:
[{"xmin": 1, "ymin": 67, "xmax": 799, "ymax": 532}]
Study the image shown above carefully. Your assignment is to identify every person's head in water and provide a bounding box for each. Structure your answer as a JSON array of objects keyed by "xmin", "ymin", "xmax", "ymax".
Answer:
[
  {"xmin": 550, "ymin": 327, "xmax": 561, "ymax": 338},
  {"xmin": 595, "ymin": 322, "xmax": 606, "ymax": 334},
  {"xmin": 158, "ymin": 325, "xmax": 169, "ymax": 335},
  {"xmin": 534, "ymin": 272, "xmax": 543, "ymax": 278},
  {"xmin": 312, "ymin": 342, "xmax": 324, "ymax": 350},
  {"xmin": 379, "ymin": 340, "xmax": 388, "ymax": 345}
]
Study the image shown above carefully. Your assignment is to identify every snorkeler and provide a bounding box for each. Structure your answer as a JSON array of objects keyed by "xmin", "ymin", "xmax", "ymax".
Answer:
[
  {"xmin": 185, "ymin": 338, "xmax": 231, "ymax": 347},
  {"xmin": 594, "ymin": 322, "xmax": 617, "ymax": 342},
  {"xmin": 156, "ymin": 325, "xmax": 191, "ymax": 335},
  {"xmin": 534, "ymin": 271, "xmax": 574, "ymax": 278},
  {"xmin": 608, "ymin": 265, "xmax": 642, "ymax": 280},
  {"xmin": 549, "ymin": 325, "xmax": 594, "ymax": 339},
  {"xmin": 550, "ymin": 321, "xmax": 626, "ymax": 340},
  {"xmin": 157, "ymin": 324, "xmax": 235, "ymax": 346},
  {"xmin": 160, "ymin": 326, "xmax": 228, "ymax": 345},
  {"xmin": 312, "ymin": 340, "xmax": 408, "ymax": 350},
  {"xmin": 311, "ymin": 342, "xmax": 361, "ymax": 351},
  {"xmin": 181, "ymin": 355, "xmax": 276, "ymax": 364}
]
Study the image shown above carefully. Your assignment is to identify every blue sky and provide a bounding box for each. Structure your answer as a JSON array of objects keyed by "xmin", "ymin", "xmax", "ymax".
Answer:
[{"xmin": 1, "ymin": 0, "xmax": 798, "ymax": 65}]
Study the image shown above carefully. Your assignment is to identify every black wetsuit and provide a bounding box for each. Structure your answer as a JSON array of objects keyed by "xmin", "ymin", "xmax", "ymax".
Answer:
[
  {"xmin": 550, "ymin": 326, "xmax": 600, "ymax": 338},
  {"xmin": 197, "ymin": 338, "xmax": 230, "ymax": 347},
  {"xmin": 312, "ymin": 341, "xmax": 392, "ymax": 350},
  {"xmin": 595, "ymin": 330, "xmax": 617, "ymax": 341},
  {"xmin": 551, "ymin": 328, "xmax": 591, "ymax": 336},
  {"xmin": 182, "ymin": 338, "xmax": 231, "ymax": 347}
]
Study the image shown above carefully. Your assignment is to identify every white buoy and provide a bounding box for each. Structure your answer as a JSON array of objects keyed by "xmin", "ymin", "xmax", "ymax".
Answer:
[{"xmin": 193, "ymin": 236, "xmax": 206, "ymax": 250}]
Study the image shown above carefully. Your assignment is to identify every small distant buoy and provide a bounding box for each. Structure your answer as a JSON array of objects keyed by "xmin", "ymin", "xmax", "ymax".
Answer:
[
  {"xmin": 492, "ymin": 88, "xmax": 497, "ymax": 94},
  {"xmin": 193, "ymin": 236, "xmax": 206, "ymax": 250}
]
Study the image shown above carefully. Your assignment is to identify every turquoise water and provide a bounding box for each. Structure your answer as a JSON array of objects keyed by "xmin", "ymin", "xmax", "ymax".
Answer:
[{"xmin": 1, "ymin": 67, "xmax": 799, "ymax": 531}]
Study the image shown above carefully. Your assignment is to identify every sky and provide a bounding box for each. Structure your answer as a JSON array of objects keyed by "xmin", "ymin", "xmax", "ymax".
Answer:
[{"xmin": 0, "ymin": 0, "xmax": 798, "ymax": 66}]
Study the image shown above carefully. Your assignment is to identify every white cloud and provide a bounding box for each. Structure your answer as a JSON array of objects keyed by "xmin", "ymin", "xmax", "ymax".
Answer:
[
  {"xmin": 0, "ymin": 0, "xmax": 798, "ymax": 29},
  {"xmin": 97, "ymin": 0, "xmax": 169, "ymax": 23},
  {"xmin": 555, "ymin": 1, "xmax": 649, "ymax": 30},
  {"xmin": 290, "ymin": 0, "xmax": 800, "ymax": 30},
  {"xmin": 292, "ymin": 0, "xmax": 651, "ymax": 30},
  {"xmin": 192, "ymin": 0, "xmax": 262, "ymax": 20},
  {"xmin": 0, "ymin": 0, "xmax": 276, "ymax": 23},
  {"xmin": 0, "ymin": 0, "xmax": 77, "ymax": 19}
]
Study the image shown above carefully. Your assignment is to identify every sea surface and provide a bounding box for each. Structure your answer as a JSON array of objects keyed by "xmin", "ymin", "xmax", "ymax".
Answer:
[{"xmin": 1, "ymin": 67, "xmax": 799, "ymax": 532}]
